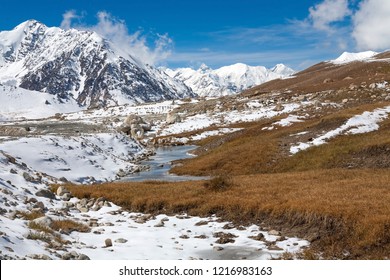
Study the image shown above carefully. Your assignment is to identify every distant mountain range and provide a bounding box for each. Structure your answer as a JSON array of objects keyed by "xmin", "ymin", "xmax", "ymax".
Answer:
[{"xmin": 164, "ymin": 63, "xmax": 295, "ymax": 97}]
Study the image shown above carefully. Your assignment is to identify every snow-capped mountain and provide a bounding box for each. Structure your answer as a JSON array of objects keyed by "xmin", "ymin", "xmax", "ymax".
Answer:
[
  {"xmin": 0, "ymin": 20, "xmax": 195, "ymax": 109},
  {"xmin": 330, "ymin": 51, "xmax": 378, "ymax": 64},
  {"xmin": 164, "ymin": 63, "xmax": 295, "ymax": 97}
]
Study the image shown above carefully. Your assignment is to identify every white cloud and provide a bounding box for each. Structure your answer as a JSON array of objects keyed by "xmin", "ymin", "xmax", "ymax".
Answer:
[
  {"xmin": 60, "ymin": 10, "xmax": 80, "ymax": 30},
  {"xmin": 61, "ymin": 11, "xmax": 172, "ymax": 66},
  {"xmin": 309, "ymin": 0, "xmax": 351, "ymax": 31},
  {"xmin": 352, "ymin": 0, "xmax": 390, "ymax": 50}
]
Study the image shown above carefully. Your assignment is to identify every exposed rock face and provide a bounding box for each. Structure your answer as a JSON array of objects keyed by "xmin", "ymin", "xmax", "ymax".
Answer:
[{"xmin": 0, "ymin": 20, "xmax": 196, "ymax": 108}]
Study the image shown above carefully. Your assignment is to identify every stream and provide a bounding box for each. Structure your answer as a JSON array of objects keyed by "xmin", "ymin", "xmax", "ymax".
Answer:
[{"xmin": 123, "ymin": 145, "xmax": 209, "ymax": 182}]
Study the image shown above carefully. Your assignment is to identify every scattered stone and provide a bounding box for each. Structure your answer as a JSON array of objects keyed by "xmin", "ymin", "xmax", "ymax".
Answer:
[
  {"xmin": 28, "ymin": 254, "xmax": 52, "ymax": 260},
  {"xmin": 56, "ymin": 186, "xmax": 70, "ymax": 197},
  {"xmin": 61, "ymin": 193, "xmax": 72, "ymax": 201},
  {"xmin": 32, "ymin": 201, "xmax": 45, "ymax": 212},
  {"xmin": 222, "ymin": 223, "xmax": 235, "ymax": 230},
  {"xmin": 194, "ymin": 221, "xmax": 208, "ymax": 226},
  {"xmin": 323, "ymin": 78, "xmax": 333, "ymax": 83},
  {"xmin": 194, "ymin": 235, "xmax": 207, "ymax": 239},
  {"xmin": 105, "ymin": 238, "xmax": 113, "ymax": 247},
  {"xmin": 77, "ymin": 254, "xmax": 90, "ymax": 260},
  {"xmin": 35, "ymin": 189, "xmax": 55, "ymax": 199},
  {"xmin": 213, "ymin": 232, "xmax": 237, "ymax": 244},
  {"xmin": 154, "ymin": 221, "xmax": 165, "ymax": 227},
  {"xmin": 166, "ymin": 112, "xmax": 182, "ymax": 124},
  {"xmin": 23, "ymin": 172, "xmax": 35, "ymax": 182},
  {"xmin": 115, "ymin": 238, "xmax": 128, "ymax": 244},
  {"xmin": 10, "ymin": 169, "xmax": 17, "ymax": 174},
  {"xmin": 213, "ymin": 246, "xmax": 224, "ymax": 251},
  {"xmin": 179, "ymin": 235, "xmax": 190, "ymax": 239},
  {"xmin": 268, "ymin": 230, "xmax": 281, "ymax": 236},
  {"xmin": 249, "ymin": 233, "xmax": 266, "ymax": 242}
]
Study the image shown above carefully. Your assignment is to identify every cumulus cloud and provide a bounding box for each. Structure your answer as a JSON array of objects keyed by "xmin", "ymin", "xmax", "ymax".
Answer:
[
  {"xmin": 309, "ymin": 0, "xmax": 351, "ymax": 31},
  {"xmin": 61, "ymin": 11, "xmax": 172, "ymax": 66},
  {"xmin": 352, "ymin": 0, "xmax": 390, "ymax": 50}
]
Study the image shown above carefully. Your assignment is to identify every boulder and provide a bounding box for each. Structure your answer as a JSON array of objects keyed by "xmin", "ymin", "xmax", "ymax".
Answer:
[
  {"xmin": 35, "ymin": 189, "xmax": 56, "ymax": 199},
  {"xmin": 56, "ymin": 186, "xmax": 70, "ymax": 197},
  {"xmin": 105, "ymin": 238, "xmax": 113, "ymax": 247},
  {"xmin": 166, "ymin": 112, "xmax": 181, "ymax": 124}
]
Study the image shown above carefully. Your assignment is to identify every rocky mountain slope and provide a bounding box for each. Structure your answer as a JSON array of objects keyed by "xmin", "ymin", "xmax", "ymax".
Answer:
[
  {"xmin": 164, "ymin": 63, "xmax": 294, "ymax": 97},
  {"xmin": 0, "ymin": 20, "xmax": 195, "ymax": 109}
]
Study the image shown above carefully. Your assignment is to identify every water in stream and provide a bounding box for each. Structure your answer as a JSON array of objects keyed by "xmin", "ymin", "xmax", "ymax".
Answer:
[{"xmin": 123, "ymin": 145, "xmax": 209, "ymax": 182}]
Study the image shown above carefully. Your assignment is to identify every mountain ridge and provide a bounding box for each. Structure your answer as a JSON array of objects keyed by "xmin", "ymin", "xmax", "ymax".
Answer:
[
  {"xmin": 164, "ymin": 62, "xmax": 295, "ymax": 97},
  {"xmin": 0, "ymin": 20, "xmax": 195, "ymax": 109}
]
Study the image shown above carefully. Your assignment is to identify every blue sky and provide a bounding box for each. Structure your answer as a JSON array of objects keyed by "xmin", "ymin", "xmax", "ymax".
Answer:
[{"xmin": 1, "ymin": 0, "xmax": 390, "ymax": 70}]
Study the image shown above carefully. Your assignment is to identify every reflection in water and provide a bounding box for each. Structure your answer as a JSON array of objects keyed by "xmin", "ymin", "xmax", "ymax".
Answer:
[{"xmin": 123, "ymin": 145, "xmax": 209, "ymax": 182}]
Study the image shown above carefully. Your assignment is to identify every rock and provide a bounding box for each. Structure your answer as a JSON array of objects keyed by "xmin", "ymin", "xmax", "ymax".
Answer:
[
  {"xmin": 59, "ymin": 177, "xmax": 69, "ymax": 183},
  {"xmin": 130, "ymin": 123, "xmax": 144, "ymax": 139},
  {"xmin": 32, "ymin": 216, "xmax": 53, "ymax": 227},
  {"xmin": 343, "ymin": 76, "xmax": 353, "ymax": 80},
  {"xmin": 342, "ymin": 98, "xmax": 349, "ymax": 103},
  {"xmin": 56, "ymin": 186, "xmax": 70, "ymax": 197},
  {"xmin": 61, "ymin": 193, "xmax": 72, "ymax": 201},
  {"xmin": 77, "ymin": 254, "xmax": 90, "ymax": 260},
  {"xmin": 4, "ymin": 154, "xmax": 16, "ymax": 164},
  {"xmin": 213, "ymin": 246, "xmax": 224, "ymax": 251},
  {"xmin": 349, "ymin": 84, "xmax": 358, "ymax": 90},
  {"xmin": 105, "ymin": 238, "xmax": 113, "ymax": 247},
  {"xmin": 32, "ymin": 201, "xmax": 45, "ymax": 212},
  {"xmin": 154, "ymin": 221, "xmax": 165, "ymax": 227},
  {"xmin": 79, "ymin": 198, "xmax": 88, "ymax": 207},
  {"xmin": 268, "ymin": 230, "xmax": 281, "ymax": 236},
  {"xmin": 249, "ymin": 233, "xmax": 266, "ymax": 241},
  {"xmin": 23, "ymin": 172, "xmax": 35, "ymax": 182},
  {"xmin": 274, "ymin": 103, "xmax": 284, "ymax": 112},
  {"xmin": 213, "ymin": 232, "xmax": 237, "ymax": 244},
  {"xmin": 10, "ymin": 169, "xmax": 17, "ymax": 174},
  {"xmin": 35, "ymin": 189, "xmax": 56, "ymax": 199},
  {"xmin": 323, "ymin": 78, "xmax": 333, "ymax": 83},
  {"xmin": 115, "ymin": 238, "xmax": 128, "ymax": 244},
  {"xmin": 77, "ymin": 207, "xmax": 89, "ymax": 213},
  {"xmin": 166, "ymin": 112, "xmax": 181, "ymax": 124}
]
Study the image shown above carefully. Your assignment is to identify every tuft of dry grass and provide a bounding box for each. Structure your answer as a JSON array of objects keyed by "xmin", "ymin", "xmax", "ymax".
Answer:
[
  {"xmin": 203, "ymin": 174, "xmax": 233, "ymax": 192},
  {"xmin": 16, "ymin": 211, "xmax": 45, "ymax": 220},
  {"xmin": 50, "ymin": 219, "xmax": 90, "ymax": 234},
  {"xmin": 63, "ymin": 168, "xmax": 390, "ymax": 259}
]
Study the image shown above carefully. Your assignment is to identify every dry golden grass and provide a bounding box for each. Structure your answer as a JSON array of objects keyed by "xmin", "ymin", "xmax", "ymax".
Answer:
[
  {"xmin": 63, "ymin": 168, "xmax": 390, "ymax": 259},
  {"xmin": 16, "ymin": 211, "xmax": 45, "ymax": 220}
]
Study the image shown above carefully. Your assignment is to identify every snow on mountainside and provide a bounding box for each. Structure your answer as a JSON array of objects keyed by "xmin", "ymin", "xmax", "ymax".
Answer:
[
  {"xmin": 164, "ymin": 63, "xmax": 295, "ymax": 97},
  {"xmin": 330, "ymin": 51, "xmax": 378, "ymax": 64},
  {"xmin": 0, "ymin": 83, "xmax": 80, "ymax": 120},
  {"xmin": 0, "ymin": 20, "xmax": 195, "ymax": 110}
]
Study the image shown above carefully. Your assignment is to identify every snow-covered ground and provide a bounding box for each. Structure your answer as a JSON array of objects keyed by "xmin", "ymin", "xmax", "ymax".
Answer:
[
  {"xmin": 0, "ymin": 133, "xmax": 146, "ymax": 183},
  {"xmin": 0, "ymin": 84, "xmax": 82, "ymax": 120},
  {"xmin": 290, "ymin": 105, "xmax": 390, "ymax": 154}
]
